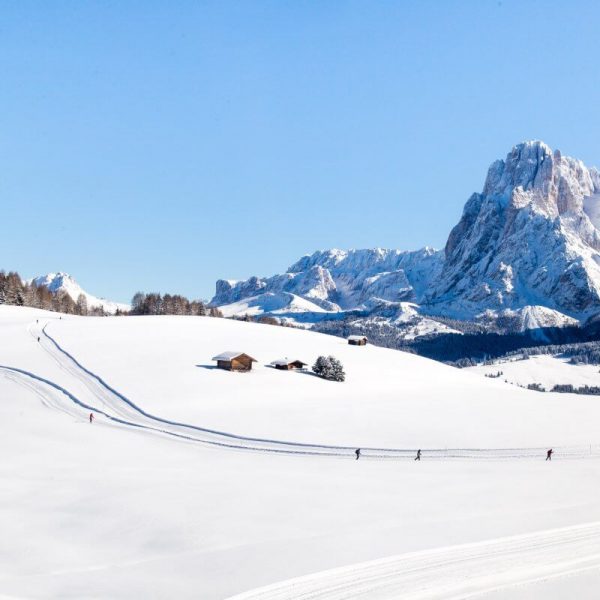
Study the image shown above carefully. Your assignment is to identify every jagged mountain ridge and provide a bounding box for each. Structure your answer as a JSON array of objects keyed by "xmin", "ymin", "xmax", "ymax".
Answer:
[
  {"xmin": 32, "ymin": 273, "xmax": 129, "ymax": 315},
  {"xmin": 212, "ymin": 141, "xmax": 600, "ymax": 336}
]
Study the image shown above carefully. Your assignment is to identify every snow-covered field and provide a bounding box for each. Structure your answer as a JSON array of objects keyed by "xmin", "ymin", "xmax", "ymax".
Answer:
[
  {"xmin": 467, "ymin": 355, "xmax": 600, "ymax": 391},
  {"xmin": 2, "ymin": 305, "xmax": 600, "ymax": 599}
]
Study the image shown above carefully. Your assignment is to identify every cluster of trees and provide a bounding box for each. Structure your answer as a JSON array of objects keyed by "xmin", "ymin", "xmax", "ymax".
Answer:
[
  {"xmin": 519, "ymin": 382, "xmax": 600, "ymax": 395},
  {"xmin": 550, "ymin": 384, "xmax": 600, "ymax": 395},
  {"xmin": 312, "ymin": 355, "xmax": 345, "ymax": 382},
  {"xmin": 130, "ymin": 292, "xmax": 222, "ymax": 317},
  {"xmin": 232, "ymin": 313, "xmax": 299, "ymax": 328},
  {"xmin": 0, "ymin": 270, "xmax": 105, "ymax": 316},
  {"xmin": 485, "ymin": 371, "xmax": 504, "ymax": 378},
  {"xmin": 527, "ymin": 383, "xmax": 544, "ymax": 392}
]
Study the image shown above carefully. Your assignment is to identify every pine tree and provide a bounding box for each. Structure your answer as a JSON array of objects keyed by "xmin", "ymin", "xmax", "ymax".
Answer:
[
  {"xmin": 312, "ymin": 355, "xmax": 345, "ymax": 382},
  {"xmin": 328, "ymin": 356, "xmax": 346, "ymax": 382}
]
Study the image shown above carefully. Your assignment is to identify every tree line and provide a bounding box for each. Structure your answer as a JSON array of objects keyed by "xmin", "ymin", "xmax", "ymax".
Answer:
[
  {"xmin": 130, "ymin": 292, "xmax": 222, "ymax": 317},
  {"xmin": 0, "ymin": 269, "xmax": 224, "ymax": 318}
]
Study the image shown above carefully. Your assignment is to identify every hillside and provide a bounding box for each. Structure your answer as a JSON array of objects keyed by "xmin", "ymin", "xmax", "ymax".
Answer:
[
  {"xmin": 467, "ymin": 354, "xmax": 600, "ymax": 392},
  {"xmin": 32, "ymin": 310, "xmax": 600, "ymax": 448},
  {"xmin": 3, "ymin": 306, "xmax": 600, "ymax": 598}
]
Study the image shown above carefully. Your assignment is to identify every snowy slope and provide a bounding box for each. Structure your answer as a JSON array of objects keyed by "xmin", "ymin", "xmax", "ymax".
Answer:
[
  {"xmin": 34, "ymin": 311, "xmax": 600, "ymax": 448},
  {"xmin": 217, "ymin": 291, "xmax": 334, "ymax": 323},
  {"xmin": 3, "ymin": 306, "xmax": 600, "ymax": 598},
  {"xmin": 467, "ymin": 354, "xmax": 600, "ymax": 391},
  {"xmin": 32, "ymin": 272, "xmax": 129, "ymax": 314}
]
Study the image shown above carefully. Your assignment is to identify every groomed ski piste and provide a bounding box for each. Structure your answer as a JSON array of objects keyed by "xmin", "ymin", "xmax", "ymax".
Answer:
[{"xmin": 2, "ymin": 305, "xmax": 600, "ymax": 598}]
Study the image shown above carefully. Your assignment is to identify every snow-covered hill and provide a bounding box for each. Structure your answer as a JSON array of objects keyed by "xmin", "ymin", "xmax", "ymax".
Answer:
[
  {"xmin": 3, "ymin": 306, "xmax": 600, "ymax": 598},
  {"xmin": 212, "ymin": 141, "xmax": 600, "ymax": 338},
  {"xmin": 467, "ymin": 354, "xmax": 600, "ymax": 392},
  {"xmin": 32, "ymin": 272, "xmax": 129, "ymax": 314}
]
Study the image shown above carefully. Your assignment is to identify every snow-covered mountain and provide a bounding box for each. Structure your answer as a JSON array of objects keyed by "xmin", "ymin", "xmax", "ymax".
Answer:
[
  {"xmin": 429, "ymin": 140, "xmax": 600, "ymax": 319},
  {"xmin": 32, "ymin": 272, "xmax": 129, "ymax": 315},
  {"xmin": 212, "ymin": 141, "xmax": 600, "ymax": 337}
]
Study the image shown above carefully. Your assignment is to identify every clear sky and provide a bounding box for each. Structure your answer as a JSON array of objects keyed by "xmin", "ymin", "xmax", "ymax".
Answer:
[{"xmin": 1, "ymin": 1, "xmax": 599, "ymax": 303}]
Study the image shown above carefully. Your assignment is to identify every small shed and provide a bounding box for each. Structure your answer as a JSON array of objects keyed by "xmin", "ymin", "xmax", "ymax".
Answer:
[
  {"xmin": 212, "ymin": 351, "xmax": 257, "ymax": 372},
  {"xmin": 270, "ymin": 359, "xmax": 307, "ymax": 371},
  {"xmin": 348, "ymin": 335, "xmax": 368, "ymax": 346}
]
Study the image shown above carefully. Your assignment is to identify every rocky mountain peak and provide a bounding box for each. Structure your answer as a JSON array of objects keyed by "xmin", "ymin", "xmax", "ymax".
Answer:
[{"xmin": 482, "ymin": 140, "xmax": 598, "ymax": 218}]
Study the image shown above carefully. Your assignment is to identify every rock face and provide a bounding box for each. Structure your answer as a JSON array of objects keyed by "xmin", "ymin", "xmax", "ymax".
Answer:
[
  {"xmin": 212, "ymin": 247, "xmax": 444, "ymax": 313},
  {"xmin": 430, "ymin": 141, "xmax": 600, "ymax": 319},
  {"xmin": 212, "ymin": 141, "xmax": 600, "ymax": 335}
]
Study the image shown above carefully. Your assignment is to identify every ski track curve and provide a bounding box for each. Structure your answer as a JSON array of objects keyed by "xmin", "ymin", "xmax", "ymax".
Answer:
[
  {"xmin": 3, "ymin": 319, "xmax": 600, "ymax": 460},
  {"xmin": 225, "ymin": 522, "xmax": 600, "ymax": 600}
]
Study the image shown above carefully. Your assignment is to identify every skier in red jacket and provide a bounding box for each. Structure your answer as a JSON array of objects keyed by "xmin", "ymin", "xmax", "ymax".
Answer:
[{"xmin": 89, "ymin": 412, "xmax": 94, "ymax": 424}]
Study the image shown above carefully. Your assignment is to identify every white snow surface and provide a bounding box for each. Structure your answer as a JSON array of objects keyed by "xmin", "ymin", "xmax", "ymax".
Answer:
[
  {"xmin": 3, "ymin": 306, "xmax": 600, "ymax": 598},
  {"xmin": 468, "ymin": 354, "xmax": 600, "ymax": 391},
  {"xmin": 32, "ymin": 272, "xmax": 129, "ymax": 314}
]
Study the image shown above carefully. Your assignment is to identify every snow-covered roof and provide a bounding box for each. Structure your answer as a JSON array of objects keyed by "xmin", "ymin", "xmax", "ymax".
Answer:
[
  {"xmin": 212, "ymin": 351, "xmax": 257, "ymax": 362},
  {"xmin": 270, "ymin": 358, "xmax": 307, "ymax": 367},
  {"xmin": 347, "ymin": 335, "xmax": 367, "ymax": 341}
]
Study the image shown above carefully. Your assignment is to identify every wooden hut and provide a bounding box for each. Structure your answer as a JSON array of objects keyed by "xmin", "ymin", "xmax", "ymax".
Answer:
[
  {"xmin": 347, "ymin": 335, "xmax": 368, "ymax": 346},
  {"xmin": 212, "ymin": 351, "xmax": 257, "ymax": 372},
  {"xmin": 270, "ymin": 359, "xmax": 307, "ymax": 371}
]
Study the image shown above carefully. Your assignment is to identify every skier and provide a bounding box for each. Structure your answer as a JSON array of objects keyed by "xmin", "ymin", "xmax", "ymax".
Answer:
[
  {"xmin": 546, "ymin": 448, "xmax": 553, "ymax": 461},
  {"xmin": 355, "ymin": 448, "xmax": 361, "ymax": 460},
  {"xmin": 89, "ymin": 412, "xmax": 94, "ymax": 424},
  {"xmin": 415, "ymin": 449, "xmax": 421, "ymax": 461},
  {"xmin": 37, "ymin": 336, "xmax": 40, "ymax": 342}
]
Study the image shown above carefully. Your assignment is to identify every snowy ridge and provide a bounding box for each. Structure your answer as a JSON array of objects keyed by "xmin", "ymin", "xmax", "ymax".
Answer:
[
  {"xmin": 227, "ymin": 522, "xmax": 600, "ymax": 600},
  {"xmin": 32, "ymin": 272, "xmax": 129, "ymax": 314},
  {"xmin": 212, "ymin": 141, "xmax": 600, "ymax": 337}
]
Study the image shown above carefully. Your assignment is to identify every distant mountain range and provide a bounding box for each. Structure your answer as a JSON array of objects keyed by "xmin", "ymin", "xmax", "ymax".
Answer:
[
  {"xmin": 211, "ymin": 141, "xmax": 600, "ymax": 339},
  {"xmin": 31, "ymin": 273, "xmax": 129, "ymax": 315}
]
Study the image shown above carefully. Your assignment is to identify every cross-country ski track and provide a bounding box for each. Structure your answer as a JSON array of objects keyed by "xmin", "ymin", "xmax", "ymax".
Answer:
[
  {"xmin": 1, "ymin": 319, "xmax": 599, "ymax": 461},
  {"xmin": 225, "ymin": 522, "xmax": 600, "ymax": 600}
]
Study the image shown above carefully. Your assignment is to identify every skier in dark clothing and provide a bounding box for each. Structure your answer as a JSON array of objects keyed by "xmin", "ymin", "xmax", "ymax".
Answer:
[
  {"xmin": 355, "ymin": 448, "xmax": 361, "ymax": 460},
  {"xmin": 89, "ymin": 412, "xmax": 94, "ymax": 424},
  {"xmin": 415, "ymin": 449, "xmax": 421, "ymax": 461},
  {"xmin": 37, "ymin": 336, "xmax": 40, "ymax": 342},
  {"xmin": 546, "ymin": 448, "xmax": 553, "ymax": 461}
]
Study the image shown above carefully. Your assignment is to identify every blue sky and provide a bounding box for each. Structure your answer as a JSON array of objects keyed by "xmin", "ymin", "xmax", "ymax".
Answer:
[{"xmin": 1, "ymin": 1, "xmax": 599, "ymax": 302}]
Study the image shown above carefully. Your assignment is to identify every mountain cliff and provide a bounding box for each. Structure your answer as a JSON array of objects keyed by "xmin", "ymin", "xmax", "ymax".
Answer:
[{"xmin": 212, "ymin": 141, "xmax": 600, "ymax": 336}]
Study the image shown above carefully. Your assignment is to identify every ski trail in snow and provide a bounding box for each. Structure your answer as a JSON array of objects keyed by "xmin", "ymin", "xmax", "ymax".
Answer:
[
  {"xmin": 225, "ymin": 522, "xmax": 600, "ymax": 600},
  {"xmin": 4, "ymin": 319, "xmax": 600, "ymax": 460}
]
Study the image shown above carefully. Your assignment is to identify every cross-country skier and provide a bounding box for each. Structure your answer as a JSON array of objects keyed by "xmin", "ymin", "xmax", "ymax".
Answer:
[
  {"xmin": 89, "ymin": 413, "xmax": 94, "ymax": 424},
  {"xmin": 415, "ymin": 449, "xmax": 421, "ymax": 461},
  {"xmin": 37, "ymin": 336, "xmax": 40, "ymax": 342},
  {"xmin": 355, "ymin": 448, "xmax": 361, "ymax": 460},
  {"xmin": 546, "ymin": 448, "xmax": 553, "ymax": 461}
]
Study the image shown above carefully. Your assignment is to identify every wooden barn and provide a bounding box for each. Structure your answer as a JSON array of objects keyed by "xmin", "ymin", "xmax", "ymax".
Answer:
[
  {"xmin": 270, "ymin": 358, "xmax": 307, "ymax": 371},
  {"xmin": 347, "ymin": 335, "xmax": 368, "ymax": 346},
  {"xmin": 212, "ymin": 351, "xmax": 257, "ymax": 372}
]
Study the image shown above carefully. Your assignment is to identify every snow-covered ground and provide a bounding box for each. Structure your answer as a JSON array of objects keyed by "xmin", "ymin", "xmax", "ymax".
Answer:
[
  {"xmin": 2, "ymin": 305, "xmax": 600, "ymax": 599},
  {"xmin": 467, "ymin": 354, "xmax": 600, "ymax": 391}
]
